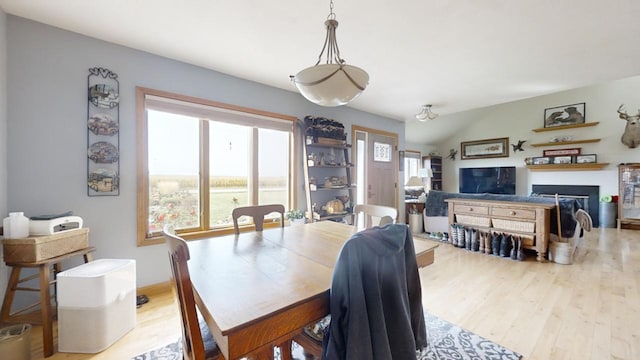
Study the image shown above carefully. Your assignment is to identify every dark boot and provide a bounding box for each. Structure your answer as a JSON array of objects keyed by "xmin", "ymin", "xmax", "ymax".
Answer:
[
  {"xmin": 500, "ymin": 233, "xmax": 512, "ymax": 257},
  {"xmin": 471, "ymin": 229, "xmax": 480, "ymax": 251},
  {"xmin": 465, "ymin": 228, "xmax": 472, "ymax": 250},
  {"xmin": 510, "ymin": 235, "xmax": 518, "ymax": 260},
  {"xmin": 478, "ymin": 231, "xmax": 485, "ymax": 253},
  {"xmin": 491, "ymin": 233, "xmax": 501, "ymax": 255}
]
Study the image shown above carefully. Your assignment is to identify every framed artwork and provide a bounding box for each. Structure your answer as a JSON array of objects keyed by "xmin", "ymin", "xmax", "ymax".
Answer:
[
  {"xmin": 87, "ymin": 67, "xmax": 120, "ymax": 196},
  {"xmin": 575, "ymin": 154, "xmax": 597, "ymax": 163},
  {"xmin": 532, "ymin": 157, "xmax": 550, "ymax": 165},
  {"xmin": 544, "ymin": 102, "xmax": 586, "ymax": 128},
  {"xmin": 543, "ymin": 147, "xmax": 581, "ymax": 157},
  {"xmin": 461, "ymin": 137, "xmax": 509, "ymax": 160},
  {"xmin": 552, "ymin": 156, "xmax": 573, "ymax": 164}
]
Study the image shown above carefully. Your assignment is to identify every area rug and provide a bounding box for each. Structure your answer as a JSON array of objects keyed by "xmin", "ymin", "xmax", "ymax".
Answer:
[{"xmin": 131, "ymin": 312, "xmax": 521, "ymax": 360}]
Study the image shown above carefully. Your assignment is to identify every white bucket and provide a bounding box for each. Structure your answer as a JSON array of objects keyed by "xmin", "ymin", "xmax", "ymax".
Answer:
[{"xmin": 2, "ymin": 212, "xmax": 30, "ymax": 239}]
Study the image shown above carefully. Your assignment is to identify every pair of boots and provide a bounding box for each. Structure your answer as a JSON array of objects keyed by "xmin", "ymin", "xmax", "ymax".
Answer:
[
  {"xmin": 462, "ymin": 227, "xmax": 479, "ymax": 251},
  {"xmin": 449, "ymin": 224, "xmax": 460, "ymax": 247},
  {"xmin": 510, "ymin": 235, "xmax": 525, "ymax": 261},
  {"xmin": 450, "ymin": 224, "xmax": 467, "ymax": 248}
]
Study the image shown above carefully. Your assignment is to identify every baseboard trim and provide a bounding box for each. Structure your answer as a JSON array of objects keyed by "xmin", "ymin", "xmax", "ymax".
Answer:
[{"xmin": 137, "ymin": 281, "xmax": 172, "ymax": 296}]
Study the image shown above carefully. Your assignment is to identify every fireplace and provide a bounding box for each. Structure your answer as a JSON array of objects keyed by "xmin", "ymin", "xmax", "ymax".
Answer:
[{"xmin": 532, "ymin": 185, "xmax": 600, "ymax": 227}]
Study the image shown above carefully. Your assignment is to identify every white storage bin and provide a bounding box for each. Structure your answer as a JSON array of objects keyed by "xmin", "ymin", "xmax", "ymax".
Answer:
[{"xmin": 57, "ymin": 259, "xmax": 136, "ymax": 353}]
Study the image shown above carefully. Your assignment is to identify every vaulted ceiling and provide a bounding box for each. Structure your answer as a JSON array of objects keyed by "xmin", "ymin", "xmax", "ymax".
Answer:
[{"xmin": 2, "ymin": 0, "xmax": 640, "ymax": 144}]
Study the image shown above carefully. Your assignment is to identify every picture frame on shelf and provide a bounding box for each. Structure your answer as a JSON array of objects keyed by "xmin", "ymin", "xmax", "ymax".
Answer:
[
  {"xmin": 552, "ymin": 156, "xmax": 573, "ymax": 164},
  {"xmin": 575, "ymin": 154, "xmax": 597, "ymax": 164},
  {"xmin": 532, "ymin": 157, "xmax": 551, "ymax": 165},
  {"xmin": 543, "ymin": 147, "xmax": 581, "ymax": 157},
  {"xmin": 543, "ymin": 102, "xmax": 586, "ymax": 128},
  {"xmin": 460, "ymin": 137, "xmax": 509, "ymax": 160}
]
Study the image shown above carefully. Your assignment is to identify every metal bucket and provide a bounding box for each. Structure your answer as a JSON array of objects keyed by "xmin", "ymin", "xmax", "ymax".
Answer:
[{"xmin": 599, "ymin": 202, "xmax": 617, "ymax": 228}]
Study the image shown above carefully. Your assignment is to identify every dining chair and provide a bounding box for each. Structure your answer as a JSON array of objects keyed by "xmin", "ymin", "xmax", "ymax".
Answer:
[
  {"xmin": 321, "ymin": 223, "xmax": 427, "ymax": 359},
  {"xmin": 163, "ymin": 225, "xmax": 221, "ymax": 360},
  {"xmin": 353, "ymin": 204, "xmax": 398, "ymax": 228},
  {"xmin": 232, "ymin": 204, "xmax": 285, "ymax": 234}
]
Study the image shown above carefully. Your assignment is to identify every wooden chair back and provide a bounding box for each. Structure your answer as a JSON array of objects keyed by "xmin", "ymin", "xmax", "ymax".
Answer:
[
  {"xmin": 353, "ymin": 204, "xmax": 398, "ymax": 228},
  {"xmin": 163, "ymin": 225, "xmax": 209, "ymax": 360},
  {"xmin": 232, "ymin": 204, "xmax": 285, "ymax": 234}
]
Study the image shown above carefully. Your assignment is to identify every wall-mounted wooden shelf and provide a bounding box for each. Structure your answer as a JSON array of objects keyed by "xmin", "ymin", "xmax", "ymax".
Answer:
[
  {"xmin": 532, "ymin": 122, "xmax": 599, "ymax": 132},
  {"xmin": 530, "ymin": 138, "xmax": 601, "ymax": 147},
  {"xmin": 526, "ymin": 163, "xmax": 609, "ymax": 171}
]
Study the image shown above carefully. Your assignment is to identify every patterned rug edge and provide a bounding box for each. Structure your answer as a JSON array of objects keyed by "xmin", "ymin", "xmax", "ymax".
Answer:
[{"xmin": 131, "ymin": 312, "xmax": 522, "ymax": 360}]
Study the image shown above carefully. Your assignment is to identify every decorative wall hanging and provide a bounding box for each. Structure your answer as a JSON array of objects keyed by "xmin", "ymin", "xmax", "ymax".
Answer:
[
  {"xmin": 544, "ymin": 102, "xmax": 585, "ymax": 128},
  {"xmin": 460, "ymin": 137, "xmax": 509, "ymax": 160},
  {"xmin": 511, "ymin": 140, "xmax": 526, "ymax": 152},
  {"xmin": 87, "ymin": 67, "xmax": 120, "ymax": 196},
  {"xmin": 617, "ymin": 104, "xmax": 640, "ymax": 148}
]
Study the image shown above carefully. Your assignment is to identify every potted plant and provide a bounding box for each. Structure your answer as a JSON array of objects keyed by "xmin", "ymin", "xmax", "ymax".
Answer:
[{"xmin": 286, "ymin": 209, "xmax": 306, "ymax": 225}]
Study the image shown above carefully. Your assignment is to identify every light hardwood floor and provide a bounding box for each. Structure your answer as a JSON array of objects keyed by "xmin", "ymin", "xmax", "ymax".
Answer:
[{"xmin": 26, "ymin": 227, "xmax": 638, "ymax": 360}]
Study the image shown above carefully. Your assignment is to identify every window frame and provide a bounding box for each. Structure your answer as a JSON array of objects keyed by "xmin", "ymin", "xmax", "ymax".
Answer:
[{"xmin": 136, "ymin": 87, "xmax": 299, "ymax": 246}]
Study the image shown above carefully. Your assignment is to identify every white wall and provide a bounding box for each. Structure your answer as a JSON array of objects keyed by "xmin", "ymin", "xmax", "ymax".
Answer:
[
  {"xmin": 433, "ymin": 76, "xmax": 640, "ymax": 197},
  {"xmin": 0, "ymin": 8, "xmax": 8, "ymax": 305},
  {"xmin": 5, "ymin": 16, "xmax": 404, "ymax": 288}
]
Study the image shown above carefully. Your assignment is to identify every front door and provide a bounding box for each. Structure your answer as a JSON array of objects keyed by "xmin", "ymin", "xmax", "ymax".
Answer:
[{"xmin": 353, "ymin": 126, "xmax": 398, "ymax": 210}]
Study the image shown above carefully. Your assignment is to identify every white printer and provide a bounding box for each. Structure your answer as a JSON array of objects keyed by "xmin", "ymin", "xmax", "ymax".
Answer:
[{"xmin": 29, "ymin": 216, "xmax": 83, "ymax": 235}]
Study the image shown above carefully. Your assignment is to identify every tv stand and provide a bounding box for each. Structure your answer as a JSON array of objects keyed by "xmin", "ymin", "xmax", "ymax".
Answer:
[{"xmin": 445, "ymin": 198, "xmax": 555, "ymax": 262}]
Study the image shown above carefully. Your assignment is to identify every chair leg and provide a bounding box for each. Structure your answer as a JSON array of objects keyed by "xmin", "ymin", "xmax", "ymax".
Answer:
[{"xmin": 280, "ymin": 339, "xmax": 294, "ymax": 360}]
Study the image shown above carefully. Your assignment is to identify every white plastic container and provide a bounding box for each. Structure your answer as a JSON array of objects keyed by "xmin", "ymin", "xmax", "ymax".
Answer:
[
  {"xmin": 57, "ymin": 259, "xmax": 136, "ymax": 353},
  {"xmin": 2, "ymin": 212, "xmax": 29, "ymax": 239}
]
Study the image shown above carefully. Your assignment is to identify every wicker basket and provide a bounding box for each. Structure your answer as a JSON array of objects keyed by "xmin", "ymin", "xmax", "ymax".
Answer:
[
  {"xmin": 492, "ymin": 218, "xmax": 535, "ymax": 233},
  {"xmin": 455, "ymin": 214, "xmax": 491, "ymax": 227},
  {"xmin": 2, "ymin": 228, "xmax": 89, "ymax": 263}
]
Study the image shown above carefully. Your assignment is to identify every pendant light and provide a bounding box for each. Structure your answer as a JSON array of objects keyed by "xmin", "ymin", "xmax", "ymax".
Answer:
[
  {"xmin": 290, "ymin": 0, "xmax": 369, "ymax": 107},
  {"xmin": 415, "ymin": 104, "xmax": 438, "ymax": 121}
]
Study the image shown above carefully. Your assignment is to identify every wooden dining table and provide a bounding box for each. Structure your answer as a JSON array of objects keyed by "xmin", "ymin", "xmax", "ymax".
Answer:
[{"xmin": 187, "ymin": 221, "xmax": 438, "ymax": 360}]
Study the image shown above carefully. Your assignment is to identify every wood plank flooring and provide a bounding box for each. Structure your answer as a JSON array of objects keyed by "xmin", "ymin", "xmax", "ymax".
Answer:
[{"xmin": 23, "ymin": 227, "xmax": 639, "ymax": 360}]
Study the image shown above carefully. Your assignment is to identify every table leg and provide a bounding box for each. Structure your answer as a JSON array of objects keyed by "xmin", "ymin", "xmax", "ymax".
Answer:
[{"xmin": 39, "ymin": 265, "xmax": 54, "ymax": 357}]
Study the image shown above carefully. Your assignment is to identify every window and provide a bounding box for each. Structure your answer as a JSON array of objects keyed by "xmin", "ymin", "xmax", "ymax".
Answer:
[
  {"xmin": 404, "ymin": 150, "xmax": 421, "ymax": 185},
  {"xmin": 137, "ymin": 88, "xmax": 297, "ymax": 245}
]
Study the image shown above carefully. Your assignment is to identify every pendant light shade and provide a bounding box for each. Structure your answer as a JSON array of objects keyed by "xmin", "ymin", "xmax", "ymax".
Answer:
[
  {"xmin": 294, "ymin": 63, "xmax": 369, "ymax": 107},
  {"xmin": 416, "ymin": 104, "xmax": 439, "ymax": 121},
  {"xmin": 291, "ymin": 2, "xmax": 368, "ymax": 107}
]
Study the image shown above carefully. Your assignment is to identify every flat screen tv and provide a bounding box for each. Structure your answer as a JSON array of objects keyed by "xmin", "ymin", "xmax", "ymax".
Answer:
[{"xmin": 459, "ymin": 166, "xmax": 516, "ymax": 194}]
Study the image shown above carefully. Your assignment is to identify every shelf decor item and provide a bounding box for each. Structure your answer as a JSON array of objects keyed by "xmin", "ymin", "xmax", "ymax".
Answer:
[
  {"xmin": 544, "ymin": 102, "xmax": 585, "ymax": 128},
  {"xmin": 87, "ymin": 67, "xmax": 119, "ymax": 196},
  {"xmin": 461, "ymin": 137, "xmax": 509, "ymax": 160},
  {"xmin": 575, "ymin": 154, "xmax": 597, "ymax": 164},
  {"xmin": 543, "ymin": 148, "xmax": 581, "ymax": 157}
]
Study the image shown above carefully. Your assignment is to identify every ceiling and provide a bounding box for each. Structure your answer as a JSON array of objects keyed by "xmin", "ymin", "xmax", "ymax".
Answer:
[{"xmin": 2, "ymin": 0, "xmax": 640, "ymax": 145}]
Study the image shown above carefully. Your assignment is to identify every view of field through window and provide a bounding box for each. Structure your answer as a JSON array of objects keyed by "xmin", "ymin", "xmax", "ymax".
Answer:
[{"xmin": 148, "ymin": 110, "xmax": 289, "ymax": 234}]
